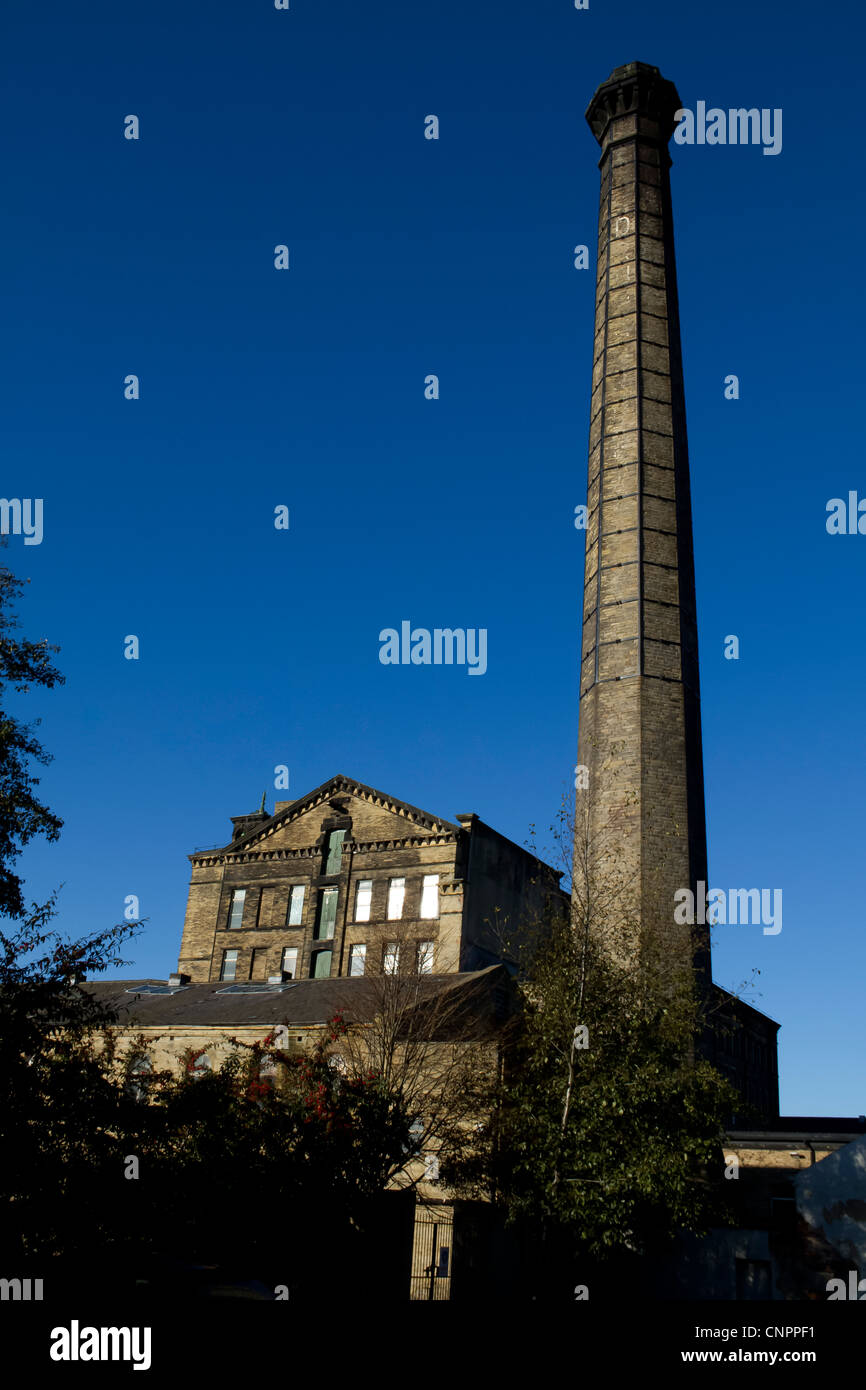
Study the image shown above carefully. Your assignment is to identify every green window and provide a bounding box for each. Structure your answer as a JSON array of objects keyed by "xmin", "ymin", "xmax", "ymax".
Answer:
[
  {"xmin": 312, "ymin": 949, "xmax": 332, "ymax": 979},
  {"xmin": 316, "ymin": 887, "xmax": 338, "ymax": 940},
  {"xmin": 324, "ymin": 830, "xmax": 346, "ymax": 875}
]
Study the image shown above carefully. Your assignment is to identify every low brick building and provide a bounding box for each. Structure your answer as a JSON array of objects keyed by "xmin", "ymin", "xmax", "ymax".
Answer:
[
  {"xmin": 651, "ymin": 1119, "xmax": 866, "ymax": 1301},
  {"xmin": 84, "ymin": 964, "xmax": 515, "ymax": 1301}
]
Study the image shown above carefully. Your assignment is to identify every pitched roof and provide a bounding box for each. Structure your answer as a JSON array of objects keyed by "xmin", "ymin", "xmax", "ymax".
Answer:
[
  {"xmin": 80, "ymin": 965, "xmax": 513, "ymax": 1032},
  {"xmin": 211, "ymin": 773, "xmax": 464, "ymax": 857}
]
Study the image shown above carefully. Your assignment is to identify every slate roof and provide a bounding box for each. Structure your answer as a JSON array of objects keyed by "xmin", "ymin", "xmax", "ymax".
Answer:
[{"xmin": 79, "ymin": 964, "xmax": 514, "ymax": 1032}]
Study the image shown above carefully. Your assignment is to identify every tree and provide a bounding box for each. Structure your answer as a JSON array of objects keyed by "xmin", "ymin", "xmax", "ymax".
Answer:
[
  {"xmin": 0, "ymin": 553, "xmax": 145, "ymax": 1269},
  {"xmin": 328, "ymin": 918, "xmax": 503, "ymax": 1205},
  {"xmin": 79, "ymin": 1010, "xmax": 421, "ymax": 1298},
  {"xmin": 2, "ymin": 961, "xmax": 421, "ymax": 1294},
  {"xmin": 456, "ymin": 753, "xmax": 742, "ymax": 1297},
  {"xmin": 0, "ymin": 553, "xmax": 485, "ymax": 1296},
  {"xmin": 0, "ymin": 899, "xmax": 143, "ymax": 1268},
  {"xmin": 0, "ymin": 553, "xmax": 64, "ymax": 920}
]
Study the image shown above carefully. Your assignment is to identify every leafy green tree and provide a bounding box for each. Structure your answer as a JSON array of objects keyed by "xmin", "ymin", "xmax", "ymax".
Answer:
[
  {"xmin": 0, "ymin": 903, "xmax": 142, "ymax": 1267},
  {"xmin": 455, "ymin": 765, "xmax": 741, "ymax": 1296},
  {"xmin": 1, "ymin": 942, "xmax": 420, "ymax": 1293},
  {"xmin": 0, "ymin": 552, "xmax": 143, "ymax": 1265},
  {"xmin": 483, "ymin": 916, "xmax": 737, "ymax": 1258},
  {"xmin": 0, "ymin": 553, "xmax": 408, "ymax": 1289},
  {"xmin": 89, "ymin": 1013, "xmax": 417, "ymax": 1296},
  {"xmin": 0, "ymin": 554, "xmax": 421, "ymax": 1297},
  {"xmin": 0, "ymin": 556, "xmax": 64, "ymax": 919}
]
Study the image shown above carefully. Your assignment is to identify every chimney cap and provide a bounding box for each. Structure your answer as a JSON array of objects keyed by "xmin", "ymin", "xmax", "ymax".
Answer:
[{"xmin": 585, "ymin": 61, "xmax": 682, "ymax": 147}]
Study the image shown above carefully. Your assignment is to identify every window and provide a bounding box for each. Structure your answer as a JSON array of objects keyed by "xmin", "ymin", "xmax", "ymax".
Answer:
[
  {"xmin": 287, "ymin": 884, "xmax": 305, "ymax": 926},
  {"xmin": 354, "ymin": 879, "xmax": 372, "ymax": 922},
  {"xmin": 228, "ymin": 889, "xmax": 246, "ymax": 930},
  {"xmin": 316, "ymin": 887, "xmax": 338, "ymax": 940},
  {"xmin": 387, "ymin": 877, "xmax": 405, "ymax": 920},
  {"xmin": 128, "ymin": 1055, "xmax": 152, "ymax": 1102},
  {"xmin": 770, "ymin": 1198, "xmax": 797, "ymax": 1236},
  {"xmin": 248, "ymin": 948, "xmax": 264, "ymax": 981},
  {"xmin": 219, "ymin": 948, "xmax": 239, "ymax": 982},
  {"xmin": 348, "ymin": 943, "xmax": 366, "ymax": 977},
  {"xmin": 189, "ymin": 1051, "xmax": 211, "ymax": 1079},
  {"xmin": 256, "ymin": 1057, "xmax": 277, "ymax": 1090},
  {"xmin": 281, "ymin": 946, "xmax": 298, "ymax": 979},
  {"xmin": 417, "ymin": 940, "xmax": 434, "ymax": 974},
  {"xmin": 311, "ymin": 949, "xmax": 332, "ymax": 979},
  {"xmin": 420, "ymin": 874, "xmax": 439, "ymax": 919},
  {"xmin": 384, "ymin": 942, "xmax": 399, "ymax": 974},
  {"xmin": 324, "ymin": 829, "xmax": 346, "ymax": 875}
]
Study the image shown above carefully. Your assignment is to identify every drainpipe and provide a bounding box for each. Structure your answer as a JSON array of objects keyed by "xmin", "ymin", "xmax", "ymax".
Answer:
[{"xmin": 336, "ymin": 837, "xmax": 354, "ymax": 977}]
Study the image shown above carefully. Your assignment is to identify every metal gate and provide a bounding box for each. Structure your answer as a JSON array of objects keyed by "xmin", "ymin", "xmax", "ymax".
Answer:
[{"xmin": 409, "ymin": 1207, "xmax": 454, "ymax": 1300}]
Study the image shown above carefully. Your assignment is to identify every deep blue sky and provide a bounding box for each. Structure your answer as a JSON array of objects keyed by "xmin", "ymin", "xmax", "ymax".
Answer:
[{"xmin": 3, "ymin": 0, "xmax": 863, "ymax": 1115}]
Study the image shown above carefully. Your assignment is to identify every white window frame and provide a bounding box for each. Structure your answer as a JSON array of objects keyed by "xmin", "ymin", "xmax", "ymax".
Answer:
[
  {"xmin": 287, "ymin": 884, "xmax": 305, "ymax": 926},
  {"xmin": 220, "ymin": 948, "xmax": 239, "ymax": 981},
  {"xmin": 419, "ymin": 874, "xmax": 440, "ymax": 920},
  {"xmin": 228, "ymin": 889, "xmax": 246, "ymax": 930},
  {"xmin": 387, "ymin": 877, "xmax": 405, "ymax": 921},
  {"xmin": 417, "ymin": 940, "xmax": 434, "ymax": 974},
  {"xmin": 281, "ymin": 946, "xmax": 298, "ymax": 979},
  {"xmin": 384, "ymin": 942, "xmax": 400, "ymax": 975},
  {"xmin": 354, "ymin": 879, "xmax": 373, "ymax": 923},
  {"xmin": 348, "ymin": 943, "xmax": 367, "ymax": 977}
]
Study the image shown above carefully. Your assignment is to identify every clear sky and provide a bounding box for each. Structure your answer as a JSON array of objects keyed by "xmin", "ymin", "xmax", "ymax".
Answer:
[{"xmin": 3, "ymin": 0, "xmax": 863, "ymax": 1116}]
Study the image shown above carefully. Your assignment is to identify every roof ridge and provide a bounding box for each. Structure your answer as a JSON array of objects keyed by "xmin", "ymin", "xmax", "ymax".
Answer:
[{"xmin": 221, "ymin": 773, "xmax": 462, "ymax": 853}]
